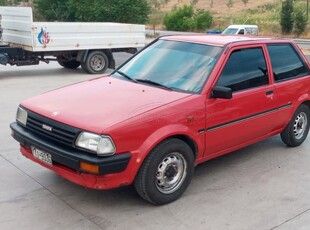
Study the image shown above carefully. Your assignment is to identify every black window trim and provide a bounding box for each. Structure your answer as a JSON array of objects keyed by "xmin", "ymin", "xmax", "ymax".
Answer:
[{"xmin": 215, "ymin": 46, "xmax": 270, "ymax": 94}]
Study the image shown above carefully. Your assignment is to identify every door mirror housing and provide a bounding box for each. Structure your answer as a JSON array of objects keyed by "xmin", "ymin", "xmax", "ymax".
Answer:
[{"xmin": 211, "ymin": 86, "xmax": 232, "ymax": 99}]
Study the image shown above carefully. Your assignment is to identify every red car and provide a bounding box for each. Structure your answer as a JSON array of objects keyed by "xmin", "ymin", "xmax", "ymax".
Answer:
[{"xmin": 11, "ymin": 35, "xmax": 310, "ymax": 205}]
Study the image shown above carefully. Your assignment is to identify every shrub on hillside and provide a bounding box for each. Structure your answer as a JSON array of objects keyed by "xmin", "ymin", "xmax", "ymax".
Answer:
[
  {"xmin": 163, "ymin": 4, "xmax": 212, "ymax": 31},
  {"xmin": 163, "ymin": 5, "xmax": 194, "ymax": 31},
  {"xmin": 195, "ymin": 9, "xmax": 213, "ymax": 31}
]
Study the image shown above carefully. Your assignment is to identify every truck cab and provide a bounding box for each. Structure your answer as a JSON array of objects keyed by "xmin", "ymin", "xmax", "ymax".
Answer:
[{"xmin": 222, "ymin": 25, "xmax": 259, "ymax": 36}]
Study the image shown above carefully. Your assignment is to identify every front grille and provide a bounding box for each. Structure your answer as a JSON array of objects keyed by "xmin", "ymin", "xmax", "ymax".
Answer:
[{"xmin": 25, "ymin": 109, "xmax": 81, "ymax": 146}]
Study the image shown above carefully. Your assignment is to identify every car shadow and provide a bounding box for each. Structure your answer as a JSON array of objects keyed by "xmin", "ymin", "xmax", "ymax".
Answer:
[
  {"xmin": 0, "ymin": 65, "xmax": 111, "ymax": 80},
  {"xmin": 43, "ymin": 135, "xmax": 290, "ymax": 210}
]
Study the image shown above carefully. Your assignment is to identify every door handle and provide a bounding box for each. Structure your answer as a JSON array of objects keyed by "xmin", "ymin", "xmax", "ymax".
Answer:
[{"xmin": 265, "ymin": 90, "xmax": 274, "ymax": 95}]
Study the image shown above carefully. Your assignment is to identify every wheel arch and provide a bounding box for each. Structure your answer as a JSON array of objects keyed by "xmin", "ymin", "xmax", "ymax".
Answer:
[
  {"xmin": 77, "ymin": 49, "xmax": 115, "ymax": 69},
  {"xmin": 280, "ymin": 101, "xmax": 310, "ymax": 147},
  {"xmin": 301, "ymin": 100, "xmax": 310, "ymax": 110},
  {"xmin": 134, "ymin": 132, "xmax": 199, "ymax": 173},
  {"xmin": 129, "ymin": 129, "xmax": 201, "ymax": 182},
  {"xmin": 167, "ymin": 134, "xmax": 198, "ymax": 158},
  {"xmin": 103, "ymin": 49, "xmax": 115, "ymax": 69}
]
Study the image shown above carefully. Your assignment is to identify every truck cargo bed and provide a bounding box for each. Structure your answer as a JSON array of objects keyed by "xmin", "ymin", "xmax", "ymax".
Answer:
[{"xmin": 0, "ymin": 7, "xmax": 145, "ymax": 52}]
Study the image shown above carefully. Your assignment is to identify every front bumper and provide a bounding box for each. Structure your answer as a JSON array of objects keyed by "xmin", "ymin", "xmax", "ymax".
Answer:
[{"xmin": 10, "ymin": 122, "xmax": 132, "ymax": 189}]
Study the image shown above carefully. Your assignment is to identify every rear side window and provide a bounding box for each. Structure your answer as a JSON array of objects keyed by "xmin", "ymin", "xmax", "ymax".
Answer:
[
  {"xmin": 267, "ymin": 44, "xmax": 309, "ymax": 82},
  {"xmin": 216, "ymin": 48, "xmax": 268, "ymax": 92}
]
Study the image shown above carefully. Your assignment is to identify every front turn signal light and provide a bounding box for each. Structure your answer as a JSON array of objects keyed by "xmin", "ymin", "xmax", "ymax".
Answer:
[{"xmin": 80, "ymin": 162, "xmax": 99, "ymax": 174}]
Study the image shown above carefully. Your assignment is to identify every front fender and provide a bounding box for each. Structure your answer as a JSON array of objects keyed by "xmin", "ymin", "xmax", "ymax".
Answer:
[{"xmin": 126, "ymin": 123, "xmax": 204, "ymax": 181}]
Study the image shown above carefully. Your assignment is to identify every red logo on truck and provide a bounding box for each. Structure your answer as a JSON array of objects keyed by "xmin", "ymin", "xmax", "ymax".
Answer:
[{"xmin": 38, "ymin": 27, "xmax": 50, "ymax": 45}]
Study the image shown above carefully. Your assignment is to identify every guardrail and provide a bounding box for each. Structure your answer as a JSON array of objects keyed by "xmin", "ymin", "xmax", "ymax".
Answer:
[{"xmin": 294, "ymin": 39, "xmax": 310, "ymax": 45}]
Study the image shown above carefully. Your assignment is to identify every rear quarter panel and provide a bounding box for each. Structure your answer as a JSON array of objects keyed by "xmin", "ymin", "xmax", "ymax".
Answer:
[{"xmin": 272, "ymin": 76, "xmax": 310, "ymax": 130}]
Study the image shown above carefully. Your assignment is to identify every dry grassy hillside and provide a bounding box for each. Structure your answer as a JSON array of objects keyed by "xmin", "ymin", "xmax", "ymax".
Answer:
[{"xmin": 163, "ymin": 0, "xmax": 279, "ymax": 15}]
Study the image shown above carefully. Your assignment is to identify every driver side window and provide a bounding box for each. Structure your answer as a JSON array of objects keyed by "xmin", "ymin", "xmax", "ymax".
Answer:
[
  {"xmin": 216, "ymin": 47, "xmax": 269, "ymax": 92},
  {"xmin": 238, "ymin": 29, "xmax": 245, "ymax": 35}
]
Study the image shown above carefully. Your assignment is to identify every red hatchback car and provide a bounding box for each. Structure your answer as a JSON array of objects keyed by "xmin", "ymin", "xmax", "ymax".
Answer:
[{"xmin": 11, "ymin": 35, "xmax": 310, "ymax": 205}]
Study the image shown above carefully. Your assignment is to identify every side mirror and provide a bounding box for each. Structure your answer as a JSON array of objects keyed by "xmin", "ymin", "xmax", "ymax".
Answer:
[{"xmin": 211, "ymin": 86, "xmax": 232, "ymax": 99}]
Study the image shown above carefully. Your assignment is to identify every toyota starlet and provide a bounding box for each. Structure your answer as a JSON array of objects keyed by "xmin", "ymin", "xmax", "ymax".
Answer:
[{"xmin": 11, "ymin": 35, "xmax": 310, "ymax": 205}]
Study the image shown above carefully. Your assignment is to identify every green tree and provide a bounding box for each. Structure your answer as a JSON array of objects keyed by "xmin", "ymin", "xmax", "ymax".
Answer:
[
  {"xmin": 34, "ymin": 0, "xmax": 75, "ymax": 21},
  {"xmin": 110, "ymin": 0, "xmax": 149, "ymax": 24},
  {"xmin": 34, "ymin": 0, "xmax": 149, "ymax": 24},
  {"xmin": 280, "ymin": 0, "xmax": 294, "ymax": 34},
  {"xmin": 148, "ymin": 0, "xmax": 170, "ymax": 36},
  {"xmin": 0, "ymin": 0, "xmax": 8, "ymax": 5},
  {"xmin": 294, "ymin": 9, "xmax": 307, "ymax": 37},
  {"xmin": 0, "ymin": 0, "xmax": 26, "ymax": 5}
]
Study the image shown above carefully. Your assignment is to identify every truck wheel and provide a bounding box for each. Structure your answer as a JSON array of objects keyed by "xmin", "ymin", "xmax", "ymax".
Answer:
[
  {"xmin": 57, "ymin": 59, "xmax": 80, "ymax": 69},
  {"xmin": 134, "ymin": 138, "xmax": 195, "ymax": 205},
  {"xmin": 281, "ymin": 104, "xmax": 310, "ymax": 147},
  {"xmin": 81, "ymin": 51, "xmax": 109, "ymax": 74}
]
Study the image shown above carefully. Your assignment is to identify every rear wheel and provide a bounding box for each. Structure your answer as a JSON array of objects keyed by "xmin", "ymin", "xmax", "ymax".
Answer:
[
  {"xmin": 134, "ymin": 138, "xmax": 195, "ymax": 205},
  {"xmin": 81, "ymin": 51, "xmax": 109, "ymax": 74},
  {"xmin": 281, "ymin": 104, "xmax": 310, "ymax": 147}
]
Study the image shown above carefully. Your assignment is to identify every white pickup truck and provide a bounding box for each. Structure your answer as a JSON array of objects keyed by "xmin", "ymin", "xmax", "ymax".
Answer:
[
  {"xmin": 0, "ymin": 7, "xmax": 145, "ymax": 74},
  {"xmin": 222, "ymin": 25, "xmax": 259, "ymax": 36}
]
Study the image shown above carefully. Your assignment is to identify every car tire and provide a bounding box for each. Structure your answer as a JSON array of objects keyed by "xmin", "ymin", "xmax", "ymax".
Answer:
[
  {"xmin": 81, "ymin": 51, "xmax": 109, "ymax": 74},
  {"xmin": 134, "ymin": 138, "xmax": 195, "ymax": 205},
  {"xmin": 281, "ymin": 104, "xmax": 310, "ymax": 147}
]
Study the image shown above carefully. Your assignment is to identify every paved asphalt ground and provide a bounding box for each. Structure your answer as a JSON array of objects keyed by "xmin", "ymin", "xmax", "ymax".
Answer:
[{"xmin": 0, "ymin": 52, "xmax": 310, "ymax": 230}]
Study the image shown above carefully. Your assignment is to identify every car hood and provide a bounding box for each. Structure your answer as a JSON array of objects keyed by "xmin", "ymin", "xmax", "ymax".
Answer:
[{"xmin": 21, "ymin": 77, "xmax": 191, "ymax": 133}]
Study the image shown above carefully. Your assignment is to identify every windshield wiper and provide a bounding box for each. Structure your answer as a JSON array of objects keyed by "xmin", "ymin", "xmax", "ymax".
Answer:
[
  {"xmin": 135, "ymin": 79, "xmax": 172, "ymax": 91},
  {"xmin": 114, "ymin": 70, "xmax": 137, "ymax": 83}
]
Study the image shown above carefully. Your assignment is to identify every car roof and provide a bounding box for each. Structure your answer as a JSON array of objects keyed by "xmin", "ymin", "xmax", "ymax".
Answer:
[
  {"xmin": 227, "ymin": 25, "xmax": 258, "ymax": 28},
  {"xmin": 161, "ymin": 35, "xmax": 293, "ymax": 47}
]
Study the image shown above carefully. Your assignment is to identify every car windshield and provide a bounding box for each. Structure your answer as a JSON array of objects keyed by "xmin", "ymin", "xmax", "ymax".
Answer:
[
  {"xmin": 222, "ymin": 28, "xmax": 239, "ymax": 35},
  {"xmin": 111, "ymin": 39, "xmax": 222, "ymax": 93}
]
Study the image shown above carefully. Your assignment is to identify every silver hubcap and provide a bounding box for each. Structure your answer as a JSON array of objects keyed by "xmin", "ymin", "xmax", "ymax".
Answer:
[
  {"xmin": 155, "ymin": 152, "xmax": 187, "ymax": 194},
  {"xmin": 90, "ymin": 55, "xmax": 105, "ymax": 71},
  {"xmin": 293, "ymin": 112, "xmax": 307, "ymax": 140}
]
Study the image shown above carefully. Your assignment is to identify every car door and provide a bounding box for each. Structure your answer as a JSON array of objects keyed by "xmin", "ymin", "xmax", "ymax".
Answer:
[
  {"xmin": 266, "ymin": 43, "xmax": 310, "ymax": 130},
  {"xmin": 204, "ymin": 45, "xmax": 277, "ymax": 157}
]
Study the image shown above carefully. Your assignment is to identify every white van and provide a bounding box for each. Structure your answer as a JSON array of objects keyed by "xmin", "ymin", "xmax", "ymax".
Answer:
[{"xmin": 222, "ymin": 25, "xmax": 259, "ymax": 36}]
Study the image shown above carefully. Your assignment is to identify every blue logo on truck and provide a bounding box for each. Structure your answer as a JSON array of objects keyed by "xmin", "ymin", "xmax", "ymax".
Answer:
[{"xmin": 37, "ymin": 27, "xmax": 50, "ymax": 45}]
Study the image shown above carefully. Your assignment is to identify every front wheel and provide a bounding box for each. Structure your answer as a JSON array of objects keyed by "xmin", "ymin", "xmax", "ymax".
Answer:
[
  {"xmin": 81, "ymin": 51, "xmax": 109, "ymax": 74},
  {"xmin": 134, "ymin": 138, "xmax": 195, "ymax": 205},
  {"xmin": 281, "ymin": 104, "xmax": 310, "ymax": 147}
]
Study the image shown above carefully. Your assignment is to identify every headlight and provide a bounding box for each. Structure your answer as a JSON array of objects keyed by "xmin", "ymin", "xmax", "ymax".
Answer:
[
  {"xmin": 16, "ymin": 107, "xmax": 28, "ymax": 126},
  {"xmin": 75, "ymin": 132, "xmax": 116, "ymax": 156}
]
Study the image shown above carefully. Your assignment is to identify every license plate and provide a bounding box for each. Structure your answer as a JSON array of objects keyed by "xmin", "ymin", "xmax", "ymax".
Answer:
[{"xmin": 31, "ymin": 146, "xmax": 52, "ymax": 166}]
